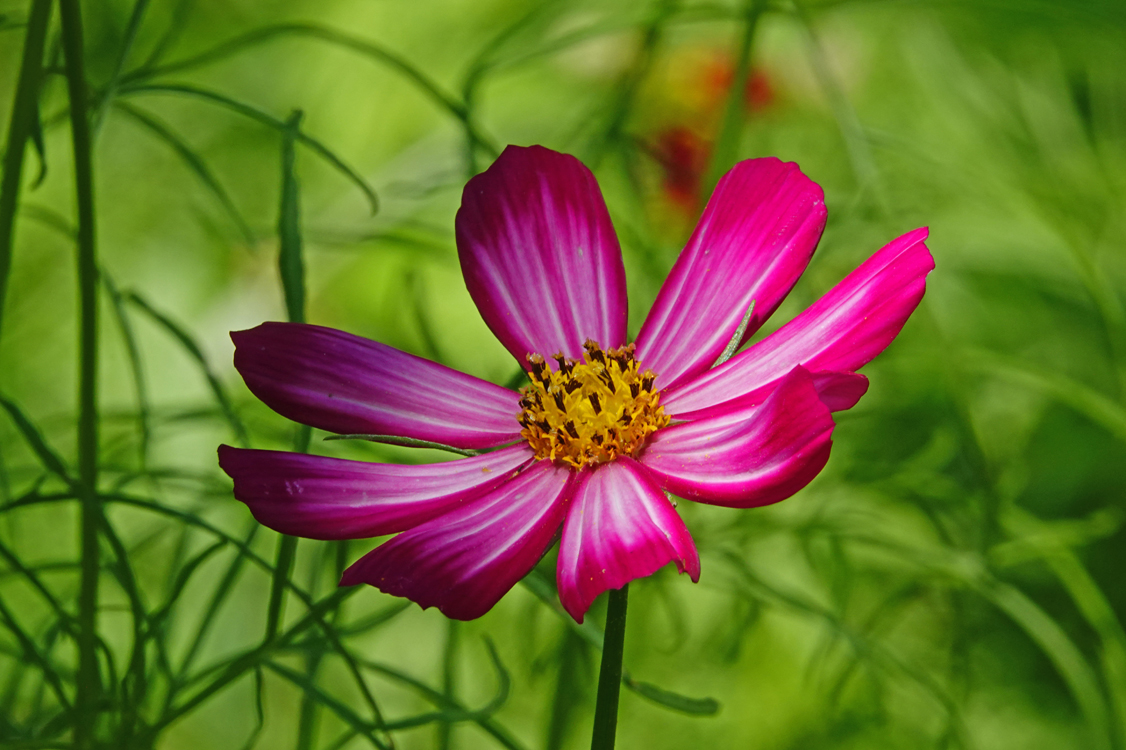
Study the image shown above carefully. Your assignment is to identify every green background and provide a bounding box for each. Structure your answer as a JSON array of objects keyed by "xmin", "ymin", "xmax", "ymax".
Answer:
[{"xmin": 1, "ymin": 0, "xmax": 1125, "ymax": 748}]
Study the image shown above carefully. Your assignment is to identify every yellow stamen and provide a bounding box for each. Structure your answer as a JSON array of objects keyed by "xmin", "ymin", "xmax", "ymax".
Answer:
[{"xmin": 518, "ymin": 340, "xmax": 669, "ymax": 469}]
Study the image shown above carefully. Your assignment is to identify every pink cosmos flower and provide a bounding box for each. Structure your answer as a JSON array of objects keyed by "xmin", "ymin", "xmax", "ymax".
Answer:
[{"xmin": 219, "ymin": 145, "xmax": 933, "ymax": 623}]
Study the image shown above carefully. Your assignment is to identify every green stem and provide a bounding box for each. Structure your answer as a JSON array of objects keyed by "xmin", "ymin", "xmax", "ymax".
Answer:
[
  {"xmin": 590, "ymin": 585, "xmax": 628, "ymax": 750},
  {"xmin": 0, "ymin": 0, "xmax": 53, "ymax": 340},
  {"xmin": 437, "ymin": 619, "xmax": 461, "ymax": 750},
  {"xmin": 265, "ymin": 110, "xmax": 308, "ymax": 646},
  {"xmin": 59, "ymin": 0, "xmax": 100, "ymax": 746}
]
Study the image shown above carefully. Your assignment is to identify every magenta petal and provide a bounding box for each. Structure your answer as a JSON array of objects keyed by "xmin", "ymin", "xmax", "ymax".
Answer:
[
  {"xmin": 672, "ymin": 370, "xmax": 868, "ymax": 421},
  {"xmin": 662, "ymin": 228, "xmax": 933, "ymax": 416},
  {"xmin": 456, "ymin": 145, "xmax": 628, "ymax": 365},
  {"xmin": 641, "ymin": 367, "xmax": 834, "ymax": 508},
  {"xmin": 340, "ymin": 459, "xmax": 574, "ymax": 620},
  {"xmin": 812, "ymin": 371, "xmax": 869, "ymax": 412},
  {"xmin": 556, "ymin": 458, "xmax": 700, "ymax": 623},
  {"xmin": 218, "ymin": 444, "xmax": 532, "ymax": 540},
  {"xmin": 232, "ymin": 322, "xmax": 522, "ymax": 450},
  {"xmin": 634, "ymin": 158, "xmax": 826, "ymax": 389}
]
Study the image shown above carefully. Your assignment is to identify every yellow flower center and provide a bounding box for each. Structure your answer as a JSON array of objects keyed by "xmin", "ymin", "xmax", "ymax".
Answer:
[{"xmin": 518, "ymin": 340, "xmax": 669, "ymax": 469}]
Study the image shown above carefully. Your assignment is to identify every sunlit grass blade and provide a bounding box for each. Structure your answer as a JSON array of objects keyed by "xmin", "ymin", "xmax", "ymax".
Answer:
[
  {"xmin": 124, "ymin": 290, "xmax": 249, "ymax": 447},
  {"xmin": 981, "ymin": 579, "xmax": 1113, "ymax": 750},
  {"xmin": 113, "ymin": 101, "xmax": 256, "ymax": 245},
  {"xmin": 117, "ymin": 83, "xmax": 379, "ymax": 214},
  {"xmin": 963, "ymin": 349, "xmax": 1126, "ymax": 444},
  {"xmin": 1003, "ymin": 508, "xmax": 1126, "ymax": 749}
]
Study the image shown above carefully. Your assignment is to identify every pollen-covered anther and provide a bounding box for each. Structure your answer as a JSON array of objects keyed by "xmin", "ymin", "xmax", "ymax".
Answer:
[{"xmin": 518, "ymin": 340, "xmax": 669, "ymax": 469}]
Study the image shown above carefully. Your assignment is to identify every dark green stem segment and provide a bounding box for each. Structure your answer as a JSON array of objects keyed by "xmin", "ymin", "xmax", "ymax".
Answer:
[
  {"xmin": 0, "ymin": 0, "xmax": 53, "ymax": 338},
  {"xmin": 59, "ymin": 0, "xmax": 100, "ymax": 746},
  {"xmin": 590, "ymin": 584, "xmax": 629, "ymax": 750}
]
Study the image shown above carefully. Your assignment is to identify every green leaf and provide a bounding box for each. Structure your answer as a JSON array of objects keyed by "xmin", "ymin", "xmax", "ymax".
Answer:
[{"xmin": 621, "ymin": 672, "xmax": 720, "ymax": 716}]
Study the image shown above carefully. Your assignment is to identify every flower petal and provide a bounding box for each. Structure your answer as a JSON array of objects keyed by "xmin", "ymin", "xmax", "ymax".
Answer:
[
  {"xmin": 662, "ymin": 227, "xmax": 933, "ymax": 417},
  {"xmin": 218, "ymin": 444, "xmax": 533, "ymax": 540},
  {"xmin": 812, "ymin": 371, "xmax": 869, "ymax": 412},
  {"xmin": 669, "ymin": 370, "xmax": 868, "ymax": 421},
  {"xmin": 456, "ymin": 145, "xmax": 628, "ymax": 365},
  {"xmin": 641, "ymin": 366, "xmax": 834, "ymax": 508},
  {"xmin": 233, "ymin": 322, "xmax": 522, "ymax": 450},
  {"xmin": 556, "ymin": 458, "xmax": 699, "ymax": 623},
  {"xmin": 634, "ymin": 158, "xmax": 826, "ymax": 389},
  {"xmin": 340, "ymin": 459, "xmax": 574, "ymax": 620}
]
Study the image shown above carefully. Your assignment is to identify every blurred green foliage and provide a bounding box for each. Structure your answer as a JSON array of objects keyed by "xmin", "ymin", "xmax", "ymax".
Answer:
[{"xmin": 1, "ymin": 0, "xmax": 1125, "ymax": 748}]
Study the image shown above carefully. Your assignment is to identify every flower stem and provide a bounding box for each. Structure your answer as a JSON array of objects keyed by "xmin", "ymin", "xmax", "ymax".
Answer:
[
  {"xmin": 59, "ymin": 0, "xmax": 100, "ymax": 745},
  {"xmin": 590, "ymin": 584, "xmax": 629, "ymax": 750}
]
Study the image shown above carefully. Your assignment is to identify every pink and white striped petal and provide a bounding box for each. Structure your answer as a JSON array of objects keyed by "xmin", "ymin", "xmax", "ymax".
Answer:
[
  {"xmin": 557, "ymin": 458, "xmax": 700, "ymax": 623},
  {"xmin": 662, "ymin": 227, "xmax": 933, "ymax": 417},
  {"xmin": 232, "ymin": 322, "xmax": 522, "ymax": 450},
  {"xmin": 219, "ymin": 444, "xmax": 533, "ymax": 539},
  {"xmin": 456, "ymin": 145, "xmax": 628, "ymax": 365},
  {"xmin": 340, "ymin": 459, "xmax": 574, "ymax": 621},
  {"xmin": 634, "ymin": 158, "xmax": 826, "ymax": 390},
  {"xmin": 642, "ymin": 367, "xmax": 834, "ymax": 508}
]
